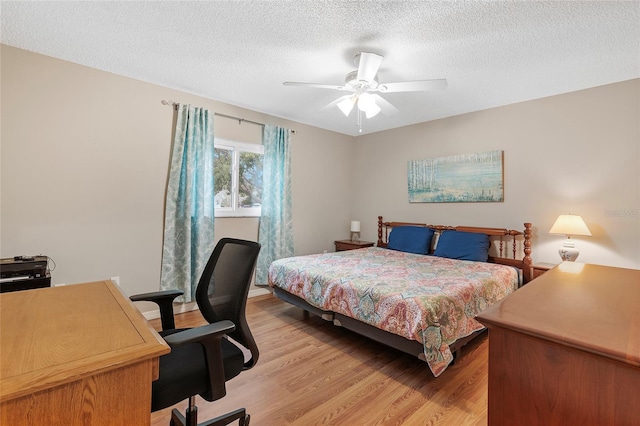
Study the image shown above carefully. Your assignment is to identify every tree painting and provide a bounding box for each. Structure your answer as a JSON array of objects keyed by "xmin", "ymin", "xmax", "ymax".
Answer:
[{"xmin": 408, "ymin": 150, "xmax": 504, "ymax": 203}]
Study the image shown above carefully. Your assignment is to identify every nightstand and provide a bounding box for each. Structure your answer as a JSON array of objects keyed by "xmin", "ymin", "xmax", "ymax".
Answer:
[
  {"xmin": 334, "ymin": 240, "xmax": 375, "ymax": 252},
  {"xmin": 532, "ymin": 262, "xmax": 557, "ymax": 279}
]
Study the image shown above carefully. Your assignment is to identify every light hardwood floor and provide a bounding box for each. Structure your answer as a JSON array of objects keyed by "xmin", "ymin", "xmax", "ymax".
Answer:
[{"xmin": 149, "ymin": 294, "xmax": 489, "ymax": 426}]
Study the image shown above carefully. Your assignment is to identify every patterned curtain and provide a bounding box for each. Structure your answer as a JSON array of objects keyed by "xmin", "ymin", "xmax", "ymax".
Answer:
[
  {"xmin": 160, "ymin": 104, "xmax": 215, "ymax": 302},
  {"xmin": 256, "ymin": 125, "xmax": 294, "ymax": 285}
]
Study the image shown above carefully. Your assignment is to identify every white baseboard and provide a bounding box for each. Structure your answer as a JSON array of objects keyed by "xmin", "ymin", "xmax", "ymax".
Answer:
[{"xmin": 141, "ymin": 287, "xmax": 272, "ymax": 321}]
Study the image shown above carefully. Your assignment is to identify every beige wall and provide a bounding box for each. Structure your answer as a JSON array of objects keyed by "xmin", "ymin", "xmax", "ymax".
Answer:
[
  {"xmin": 353, "ymin": 79, "xmax": 640, "ymax": 269},
  {"xmin": 1, "ymin": 45, "xmax": 354, "ymax": 314},
  {"xmin": 2, "ymin": 45, "xmax": 638, "ymax": 318}
]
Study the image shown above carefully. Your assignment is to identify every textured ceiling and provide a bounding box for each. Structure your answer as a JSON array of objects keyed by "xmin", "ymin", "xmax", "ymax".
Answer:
[{"xmin": 2, "ymin": 1, "xmax": 639, "ymax": 136}]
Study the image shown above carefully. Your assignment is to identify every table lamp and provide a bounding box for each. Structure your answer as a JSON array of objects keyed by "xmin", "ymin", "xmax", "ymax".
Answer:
[
  {"xmin": 549, "ymin": 214, "xmax": 591, "ymax": 261},
  {"xmin": 350, "ymin": 221, "xmax": 361, "ymax": 242}
]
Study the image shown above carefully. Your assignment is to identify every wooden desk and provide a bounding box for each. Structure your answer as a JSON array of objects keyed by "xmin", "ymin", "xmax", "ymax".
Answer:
[
  {"xmin": 0, "ymin": 280, "xmax": 170, "ymax": 425},
  {"xmin": 477, "ymin": 263, "xmax": 640, "ymax": 426}
]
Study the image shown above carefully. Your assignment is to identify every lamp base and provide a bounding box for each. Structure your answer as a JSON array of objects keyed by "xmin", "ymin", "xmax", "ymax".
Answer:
[
  {"xmin": 351, "ymin": 231, "xmax": 360, "ymax": 243},
  {"xmin": 558, "ymin": 239, "xmax": 580, "ymax": 262}
]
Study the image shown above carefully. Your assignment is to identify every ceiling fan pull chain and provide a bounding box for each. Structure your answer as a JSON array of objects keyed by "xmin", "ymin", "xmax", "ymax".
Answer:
[{"xmin": 357, "ymin": 109, "xmax": 363, "ymax": 133}]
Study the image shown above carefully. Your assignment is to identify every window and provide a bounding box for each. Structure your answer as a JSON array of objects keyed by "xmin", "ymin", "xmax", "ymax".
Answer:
[{"xmin": 214, "ymin": 139, "xmax": 263, "ymax": 217}]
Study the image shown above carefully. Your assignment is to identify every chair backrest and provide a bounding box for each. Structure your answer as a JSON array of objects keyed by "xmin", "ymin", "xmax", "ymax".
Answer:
[{"xmin": 195, "ymin": 238, "xmax": 261, "ymax": 369}]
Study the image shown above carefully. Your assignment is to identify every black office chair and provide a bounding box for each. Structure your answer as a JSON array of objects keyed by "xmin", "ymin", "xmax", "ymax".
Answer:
[{"xmin": 131, "ymin": 238, "xmax": 261, "ymax": 426}]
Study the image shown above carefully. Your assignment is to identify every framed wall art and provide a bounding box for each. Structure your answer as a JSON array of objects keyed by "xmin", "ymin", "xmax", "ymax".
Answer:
[{"xmin": 408, "ymin": 150, "xmax": 504, "ymax": 203}]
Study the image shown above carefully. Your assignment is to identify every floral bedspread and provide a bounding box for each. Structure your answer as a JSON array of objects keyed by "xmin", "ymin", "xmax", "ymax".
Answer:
[{"xmin": 268, "ymin": 247, "xmax": 519, "ymax": 376}]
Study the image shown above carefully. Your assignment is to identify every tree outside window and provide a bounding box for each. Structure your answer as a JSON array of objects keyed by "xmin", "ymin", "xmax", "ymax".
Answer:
[{"xmin": 214, "ymin": 140, "xmax": 263, "ymax": 217}]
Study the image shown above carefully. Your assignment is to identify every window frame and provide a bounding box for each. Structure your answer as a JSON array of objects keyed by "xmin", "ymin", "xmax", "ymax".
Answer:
[{"xmin": 214, "ymin": 138, "xmax": 264, "ymax": 218}]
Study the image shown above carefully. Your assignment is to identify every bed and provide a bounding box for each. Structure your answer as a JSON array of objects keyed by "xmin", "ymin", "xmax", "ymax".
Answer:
[{"xmin": 268, "ymin": 216, "xmax": 533, "ymax": 376}]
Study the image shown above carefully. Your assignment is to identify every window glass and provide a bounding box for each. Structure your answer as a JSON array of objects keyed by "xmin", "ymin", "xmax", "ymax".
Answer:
[
  {"xmin": 239, "ymin": 151, "xmax": 263, "ymax": 208},
  {"xmin": 214, "ymin": 139, "xmax": 263, "ymax": 217},
  {"xmin": 214, "ymin": 147, "xmax": 232, "ymax": 208}
]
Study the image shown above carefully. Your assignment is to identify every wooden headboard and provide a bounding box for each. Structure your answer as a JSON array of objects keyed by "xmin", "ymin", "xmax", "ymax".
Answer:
[{"xmin": 376, "ymin": 216, "xmax": 533, "ymax": 284}]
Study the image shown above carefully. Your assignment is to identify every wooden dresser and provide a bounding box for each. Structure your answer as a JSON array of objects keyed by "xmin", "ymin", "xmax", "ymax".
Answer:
[
  {"xmin": 0, "ymin": 280, "xmax": 170, "ymax": 425},
  {"xmin": 476, "ymin": 263, "xmax": 640, "ymax": 426}
]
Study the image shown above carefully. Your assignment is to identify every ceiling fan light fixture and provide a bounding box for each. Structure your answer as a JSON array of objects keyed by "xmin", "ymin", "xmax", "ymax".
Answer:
[
  {"xmin": 356, "ymin": 92, "xmax": 381, "ymax": 118},
  {"xmin": 337, "ymin": 96, "xmax": 356, "ymax": 116},
  {"xmin": 365, "ymin": 102, "xmax": 381, "ymax": 118},
  {"xmin": 357, "ymin": 92, "xmax": 374, "ymax": 110}
]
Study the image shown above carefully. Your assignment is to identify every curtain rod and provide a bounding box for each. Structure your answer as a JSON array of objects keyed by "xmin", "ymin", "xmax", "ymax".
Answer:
[{"xmin": 161, "ymin": 99, "xmax": 296, "ymax": 133}]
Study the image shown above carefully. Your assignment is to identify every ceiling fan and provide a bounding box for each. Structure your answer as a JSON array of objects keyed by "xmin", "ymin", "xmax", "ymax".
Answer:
[{"xmin": 283, "ymin": 51, "xmax": 447, "ymax": 131}]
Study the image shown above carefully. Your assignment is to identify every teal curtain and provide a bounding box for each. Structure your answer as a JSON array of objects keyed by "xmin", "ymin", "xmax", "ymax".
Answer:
[
  {"xmin": 160, "ymin": 104, "xmax": 215, "ymax": 302},
  {"xmin": 256, "ymin": 125, "xmax": 294, "ymax": 284}
]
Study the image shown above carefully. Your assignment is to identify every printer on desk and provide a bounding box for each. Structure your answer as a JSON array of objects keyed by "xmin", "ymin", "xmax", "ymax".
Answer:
[{"xmin": 0, "ymin": 256, "xmax": 51, "ymax": 293}]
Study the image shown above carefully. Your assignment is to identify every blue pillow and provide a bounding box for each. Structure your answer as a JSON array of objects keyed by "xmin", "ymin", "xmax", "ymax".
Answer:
[
  {"xmin": 433, "ymin": 231, "xmax": 490, "ymax": 262},
  {"xmin": 387, "ymin": 226, "xmax": 434, "ymax": 255}
]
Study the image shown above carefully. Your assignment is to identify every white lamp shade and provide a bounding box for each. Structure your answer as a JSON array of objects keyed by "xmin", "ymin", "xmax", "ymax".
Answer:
[
  {"xmin": 337, "ymin": 96, "xmax": 355, "ymax": 116},
  {"xmin": 350, "ymin": 221, "xmax": 361, "ymax": 232},
  {"xmin": 364, "ymin": 102, "xmax": 381, "ymax": 118},
  {"xmin": 357, "ymin": 92, "xmax": 374, "ymax": 111},
  {"xmin": 549, "ymin": 214, "xmax": 592, "ymax": 237},
  {"xmin": 355, "ymin": 93, "xmax": 381, "ymax": 118}
]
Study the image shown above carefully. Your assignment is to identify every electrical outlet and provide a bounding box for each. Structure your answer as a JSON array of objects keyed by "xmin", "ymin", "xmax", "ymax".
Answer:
[{"xmin": 110, "ymin": 276, "xmax": 120, "ymax": 286}]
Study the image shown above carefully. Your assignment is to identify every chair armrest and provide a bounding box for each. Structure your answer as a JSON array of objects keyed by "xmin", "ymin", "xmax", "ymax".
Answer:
[
  {"xmin": 130, "ymin": 289, "xmax": 184, "ymax": 302},
  {"xmin": 130, "ymin": 289, "xmax": 183, "ymax": 331},
  {"xmin": 164, "ymin": 321, "xmax": 236, "ymax": 402},
  {"xmin": 163, "ymin": 321, "xmax": 235, "ymax": 346}
]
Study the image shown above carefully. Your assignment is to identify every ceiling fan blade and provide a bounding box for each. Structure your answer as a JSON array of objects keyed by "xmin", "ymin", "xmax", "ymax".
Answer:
[
  {"xmin": 356, "ymin": 52, "xmax": 383, "ymax": 83},
  {"xmin": 283, "ymin": 81, "xmax": 347, "ymax": 91},
  {"xmin": 372, "ymin": 94, "xmax": 399, "ymax": 115},
  {"xmin": 377, "ymin": 79, "xmax": 448, "ymax": 93}
]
